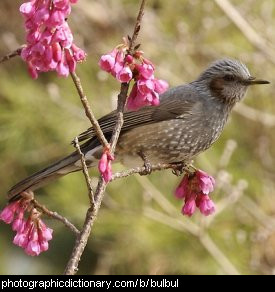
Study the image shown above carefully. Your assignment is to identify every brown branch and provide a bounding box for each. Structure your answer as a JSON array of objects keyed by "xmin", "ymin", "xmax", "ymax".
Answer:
[
  {"xmin": 32, "ymin": 199, "xmax": 80, "ymax": 236},
  {"xmin": 64, "ymin": 0, "xmax": 147, "ymax": 275},
  {"xmin": 128, "ymin": 0, "xmax": 146, "ymax": 54},
  {"xmin": 0, "ymin": 45, "xmax": 26, "ymax": 64},
  {"xmin": 70, "ymin": 72, "xmax": 109, "ymax": 148},
  {"xmin": 73, "ymin": 137, "xmax": 95, "ymax": 204},
  {"xmin": 111, "ymin": 162, "xmax": 187, "ymax": 181},
  {"xmin": 109, "ymin": 0, "xmax": 146, "ymax": 154},
  {"xmin": 64, "ymin": 179, "xmax": 106, "ymax": 275}
]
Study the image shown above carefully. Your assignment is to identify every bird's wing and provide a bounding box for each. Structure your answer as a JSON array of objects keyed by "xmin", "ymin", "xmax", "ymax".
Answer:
[{"xmin": 76, "ymin": 85, "xmax": 197, "ymax": 143}]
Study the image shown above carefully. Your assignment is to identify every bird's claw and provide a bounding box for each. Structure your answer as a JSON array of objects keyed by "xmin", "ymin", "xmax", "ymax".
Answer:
[
  {"xmin": 140, "ymin": 161, "xmax": 152, "ymax": 176},
  {"xmin": 171, "ymin": 162, "xmax": 187, "ymax": 176},
  {"xmin": 138, "ymin": 151, "xmax": 152, "ymax": 176}
]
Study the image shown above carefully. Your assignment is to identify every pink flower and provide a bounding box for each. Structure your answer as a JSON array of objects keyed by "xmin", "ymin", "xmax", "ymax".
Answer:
[
  {"xmin": 13, "ymin": 232, "xmax": 28, "ymax": 249},
  {"xmin": 0, "ymin": 197, "xmax": 53, "ymax": 256},
  {"xmin": 99, "ymin": 54, "xmax": 116, "ymax": 73},
  {"xmin": 126, "ymin": 81, "xmax": 162, "ymax": 111},
  {"xmin": 56, "ymin": 53, "xmax": 70, "ymax": 77},
  {"xmin": 136, "ymin": 63, "xmax": 154, "ymax": 79},
  {"xmin": 20, "ymin": 0, "xmax": 85, "ymax": 78},
  {"xmin": 126, "ymin": 62, "xmax": 167, "ymax": 110},
  {"xmin": 127, "ymin": 83, "xmax": 148, "ymax": 111},
  {"xmin": 98, "ymin": 150, "xmax": 114, "ymax": 183},
  {"xmin": 99, "ymin": 152, "xmax": 108, "ymax": 172},
  {"xmin": 182, "ymin": 195, "xmax": 196, "ymax": 217},
  {"xmin": 116, "ymin": 66, "xmax": 133, "ymax": 83},
  {"xmin": 48, "ymin": 10, "xmax": 66, "ymax": 27},
  {"xmin": 33, "ymin": 8, "xmax": 50, "ymax": 25},
  {"xmin": 154, "ymin": 79, "xmax": 169, "ymax": 94},
  {"xmin": 14, "ymin": 217, "xmax": 54, "ymax": 256},
  {"xmin": 196, "ymin": 170, "xmax": 215, "ymax": 195},
  {"xmin": 27, "ymin": 63, "xmax": 39, "ymax": 79},
  {"xmin": 52, "ymin": 43, "xmax": 62, "ymax": 62},
  {"xmin": 112, "ymin": 62, "xmax": 124, "ymax": 78},
  {"xmin": 103, "ymin": 161, "xmax": 113, "ymax": 183},
  {"xmin": 0, "ymin": 201, "xmax": 19, "ymax": 224},
  {"xmin": 71, "ymin": 44, "xmax": 86, "ymax": 62},
  {"xmin": 25, "ymin": 227, "xmax": 41, "ymax": 256},
  {"xmin": 125, "ymin": 55, "xmax": 134, "ymax": 64},
  {"xmin": 174, "ymin": 170, "xmax": 216, "ymax": 217},
  {"xmin": 99, "ymin": 46, "xmax": 169, "ymax": 110},
  {"xmin": 196, "ymin": 194, "xmax": 216, "ymax": 216},
  {"xmin": 137, "ymin": 79, "xmax": 155, "ymax": 95},
  {"xmin": 12, "ymin": 208, "xmax": 25, "ymax": 232},
  {"xmin": 19, "ymin": 2, "xmax": 35, "ymax": 18},
  {"xmin": 174, "ymin": 175, "xmax": 189, "ymax": 199},
  {"xmin": 39, "ymin": 240, "xmax": 49, "ymax": 252},
  {"xmin": 65, "ymin": 49, "xmax": 76, "ymax": 73},
  {"xmin": 38, "ymin": 220, "xmax": 53, "ymax": 242}
]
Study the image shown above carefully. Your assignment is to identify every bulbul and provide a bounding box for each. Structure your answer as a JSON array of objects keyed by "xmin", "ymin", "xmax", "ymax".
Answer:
[{"xmin": 7, "ymin": 58, "xmax": 269, "ymax": 201}]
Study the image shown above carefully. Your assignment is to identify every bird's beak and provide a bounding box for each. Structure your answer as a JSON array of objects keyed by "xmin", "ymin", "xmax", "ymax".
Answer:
[{"xmin": 246, "ymin": 77, "xmax": 270, "ymax": 85}]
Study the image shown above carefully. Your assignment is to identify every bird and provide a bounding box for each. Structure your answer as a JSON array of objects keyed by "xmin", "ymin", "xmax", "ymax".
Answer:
[{"xmin": 7, "ymin": 58, "xmax": 269, "ymax": 201}]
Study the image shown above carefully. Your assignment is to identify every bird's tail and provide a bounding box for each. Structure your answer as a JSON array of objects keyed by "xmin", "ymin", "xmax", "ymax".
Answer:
[{"xmin": 7, "ymin": 140, "xmax": 102, "ymax": 202}]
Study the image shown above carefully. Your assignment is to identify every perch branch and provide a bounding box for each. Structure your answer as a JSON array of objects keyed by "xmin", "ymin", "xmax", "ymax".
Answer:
[
  {"xmin": 32, "ymin": 199, "xmax": 80, "ymax": 236},
  {"xmin": 111, "ymin": 162, "xmax": 187, "ymax": 181},
  {"xmin": 64, "ymin": 0, "xmax": 147, "ymax": 275}
]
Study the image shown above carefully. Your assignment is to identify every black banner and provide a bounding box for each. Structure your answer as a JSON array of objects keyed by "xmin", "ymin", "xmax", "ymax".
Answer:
[{"xmin": 0, "ymin": 276, "xmax": 184, "ymax": 289}]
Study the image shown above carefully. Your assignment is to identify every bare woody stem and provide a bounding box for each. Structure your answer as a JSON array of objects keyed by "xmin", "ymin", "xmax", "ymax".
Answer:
[
  {"xmin": 73, "ymin": 137, "xmax": 95, "ymax": 204},
  {"xmin": 70, "ymin": 72, "xmax": 109, "ymax": 149},
  {"xmin": 0, "ymin": 45, "xmax": 26, "ymax": 64},
  {"xmin": 111, "ymin": 162, "xmax": 187, "ymax": 181},
  {"xmin": 109, "ymin": 0, "xmax": 146, "ymax": 154},
  {"xmin": 64, "ymin": 179, "xmax": 107, "ymax": 275},
  {"xmin": 32, "ymin": 199, "xmax": 80, "ymax": 236},
  {"xmin": 64, "ymin": 0, "xmax": 147, "ymax": 275}
]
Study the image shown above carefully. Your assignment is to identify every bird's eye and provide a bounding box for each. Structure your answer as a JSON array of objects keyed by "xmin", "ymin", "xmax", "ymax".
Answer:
[{"xmin": 223, "ymin": 75, "xmax": 235, "ymax": 81}]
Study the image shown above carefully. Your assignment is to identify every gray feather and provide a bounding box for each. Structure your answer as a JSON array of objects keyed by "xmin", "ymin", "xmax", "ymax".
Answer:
[
  {"xmin": 7, "ymin": 140, "xmax": 100, "ymax": 201},
  {"xmin": 76, "ymin": 84, "xmax": 196, "ymax": 143}
]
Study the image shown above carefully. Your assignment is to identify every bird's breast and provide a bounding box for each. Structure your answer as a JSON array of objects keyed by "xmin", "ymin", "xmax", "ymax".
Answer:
[{"xmin": 116, "ymin": 111, "xmax": 228, "ymax": 167}]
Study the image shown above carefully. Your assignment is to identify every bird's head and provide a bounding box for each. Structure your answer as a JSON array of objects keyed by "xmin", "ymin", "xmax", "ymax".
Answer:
[{"xmin": 197, "ymin": 58, "xmax": 269, "ymax": 105}]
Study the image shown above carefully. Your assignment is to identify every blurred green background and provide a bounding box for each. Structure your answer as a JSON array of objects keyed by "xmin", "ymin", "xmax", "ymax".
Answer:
[{"xmin": 0, "ymin": 0, "xmax": 275, "ymax": 275}]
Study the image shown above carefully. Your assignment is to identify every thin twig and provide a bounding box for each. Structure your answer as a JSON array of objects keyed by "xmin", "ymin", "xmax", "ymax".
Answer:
[
  {"xmin": 111, "ymin": 162, "xmax": 186, "ymax": 181},
  {"xmin": 144, "ymin": 208, "xmax": 240, "ymax": 275},
  {"xmin": 240, "ymin": 195, "xmax": 275, "ymax": 231},
  {"xmin": 127, "ymin": 0, "xmax": 146, "ymax": 54},
  {"xmin": 70, "ymin": 72, "xmax": 109, "ymax": 148},
  {"xmin": 32, "ymin": 199, "xmax": 80, "ymax": 236},
  {"xmin": 0, "ymin": 45, "xmax": 26, "ymax": 64},
  {"xmin": 73, "ymin": 137, "xmax": 95, "ymax": 204},
  {"xmin": 64, "ymin": 0, "xmax": 147, "ymax": 275},
  {"xmin": 214, "ymin": 0, "xmax": 275, "ymax": 64},
  {"xmin": 199, "ymin": 233, "xmax": 240, "ymax": 275},
  {"xmin": 109, "ymin": 0, "xmax": 146, "ymax": 154}
]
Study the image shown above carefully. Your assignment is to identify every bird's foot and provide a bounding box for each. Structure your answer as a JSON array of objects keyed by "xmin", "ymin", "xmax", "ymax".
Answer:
[
  {"xmin": 138, "ymin": 151, "xmax": 152, "ymax": 176},
  {"xmin": 171, "ymin": 162, "xmax": 186, "ymax": 176},
  {"xmin": 171, "ymin": 161, "xmax": 195, "ymax": 176}
]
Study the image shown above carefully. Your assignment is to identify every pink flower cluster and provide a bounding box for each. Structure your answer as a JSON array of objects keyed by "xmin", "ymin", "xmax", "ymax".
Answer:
[
  {"xmin": 20, "ymin": 0, "xmax": 86, "ymax": 79},
  {"xmin": 99, "ymin": 47, "xmax": 169, "ymax": 111},
  {"xmin": 98, "ymin": 149, "xmax": 114, "ymax": 183},
  {"xmin": 0, "ymin": 198, "xmax": 53, "ymax": 256},
  {"xmin": 175, "ymin": 170, "xmax": 216, "ymax": 217}
]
